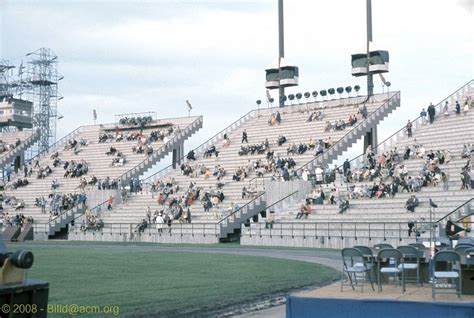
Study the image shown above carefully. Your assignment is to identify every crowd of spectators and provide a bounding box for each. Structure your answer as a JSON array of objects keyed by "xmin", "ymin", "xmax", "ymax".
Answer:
[
  {"xmin": 63, "ymin": 159, "xmax": 88, "ymax": 178},
  {"xmin": 0, "ymin": 212, "xmax": 33, "ymax": 228},
  {"xmin": 203, "ymin": 145, "xmax": 219, "ymax": 158},
  {"xmin": 306, "ymin": 110, "xmax": 325, "ymax": 122},
  {"xmin": 118, "ymin": 116, "xmax": 153, "ymax": 127},
  {"xmin": 80, "ymin": 213, "xmax": 104, "ymax": 232},
  {"xmin": 239, "ymin": 140, "xmax": 269, "ymax": 156},
  {"xmin": 34, "ymin": 191, "xmax": 87, "ymax": 219}
]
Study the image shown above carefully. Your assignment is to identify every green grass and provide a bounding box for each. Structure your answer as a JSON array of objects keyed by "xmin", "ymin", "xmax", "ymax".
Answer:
[{"xmin": 6, "ymin": 242, "xmax": 339, "ymax": 317}]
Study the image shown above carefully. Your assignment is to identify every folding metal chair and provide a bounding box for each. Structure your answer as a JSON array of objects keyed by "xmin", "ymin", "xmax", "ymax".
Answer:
[
  {"xmin": 432, "ymin": 250, "xmax": 462, "ymax": 300},
  {"xmin": 374, "ymin": 243, "xmax": 393, "ymax": 250},
  {"xmin": 454, "ymin": 244, "xmax": 474, "ymax": 254},
  {"xmin": 397, "ymin": 245, "xmax": 423, "ymax": 286},
  {"xmin": 354, "ymin": 245, "xmax": 376, "ymax": 281},
  {"xmin": 377, "ymin": 248, "xmax": 405, "ymax": 293},
  {"xmin": 341, "ymin": 247, "xmax": 374, "ymax": 292},
  {"xmin": 409, "ymin": 243, "xmax": 427, "ymax": 250}
]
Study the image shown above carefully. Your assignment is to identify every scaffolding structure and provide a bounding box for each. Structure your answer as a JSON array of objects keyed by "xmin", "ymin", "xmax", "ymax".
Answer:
[
  {"xmin": 0, "ymin": 59, "xmax": 16, "ymax": 99},
  {"xmin": 24, "ymin": 48, "xmax": 63, "ymax": 154},
  {"xmin": 0, "ymin": 60, "xmax": 18, "ymax": 132}
]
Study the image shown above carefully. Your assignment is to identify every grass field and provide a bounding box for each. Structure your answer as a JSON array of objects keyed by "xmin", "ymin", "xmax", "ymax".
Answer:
[{"xmin": 6, "ymin": 242, "xmax": 339, "ymax": 317}]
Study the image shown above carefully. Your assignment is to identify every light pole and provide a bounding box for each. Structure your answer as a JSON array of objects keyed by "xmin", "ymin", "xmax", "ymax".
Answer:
[{"xmin": 278, "ymin": 0, "xmax": 285, "ymax": 108}]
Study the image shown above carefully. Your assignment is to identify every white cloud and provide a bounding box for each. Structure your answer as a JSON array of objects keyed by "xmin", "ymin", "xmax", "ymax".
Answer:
[{"xmin": 0, "ymin": 0, "xmax": 472, "ymax": 161}]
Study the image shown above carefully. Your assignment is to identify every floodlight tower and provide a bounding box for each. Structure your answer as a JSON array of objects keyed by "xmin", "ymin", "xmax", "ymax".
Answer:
[
  {"xmin": 278, "ymin": 0, "xmax": 285, "ymax": 108},
  {"xmin": 265, "ymin": 0, "xmax": 299, "ymax": 108},
  {"xmin": 0, "ymin": 60, "xmax": 18, "ymax": 133},
  {"xmin": 0, "ymin": 59, "xmax": 15, "ymax": 99},
  {"xmin": 25, "ymin": 48, "xmax": 63, "ymax": 154}
]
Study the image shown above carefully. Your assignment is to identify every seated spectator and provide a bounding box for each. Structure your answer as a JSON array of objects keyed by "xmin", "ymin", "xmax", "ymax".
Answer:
[
  {"xmin": 265, "ymin": 210, "xmax": 275, "ymax": 229},
  {"xmin": 405, "ymin": 195, "xmax": 419, "ymax": 212},
  {"xmin": 277, "ymin": 135, "xmax": 287, "ymax": 146},
  {"xmin": 186, "ymin": 150, "xmax": 196, "ymax": 161},
  {"xmin": 106, "ymin": 146, "xmax": 117, "ymax": 155},
  {"xmin": 339, "ymin": 199, "xmax": 349, "ymax": 214},
  {"xmin": 296, "ymin": 203, "xmax": 311, "ymax": 219},
  {"xmin": 51, "ymin": 179, "xmax": 59, "ymax": 190},
  {"xmin": 135, "ymin": 219, "xmax": 148, "ymax": 233},
  {"xmin": 223, "ymin": 133, "xmax": 230, "ymax": 147}
]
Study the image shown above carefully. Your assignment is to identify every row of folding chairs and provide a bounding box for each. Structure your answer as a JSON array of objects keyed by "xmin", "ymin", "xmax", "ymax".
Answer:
[{"xmin": 341, "ymin": 242, "xmax": 472, "ymax": 300}]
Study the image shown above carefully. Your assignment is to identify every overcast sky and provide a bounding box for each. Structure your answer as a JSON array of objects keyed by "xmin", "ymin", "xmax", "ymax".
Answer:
[{"xmin": 0, "ymin": 0, "xmax": 472, "ymax": 165}]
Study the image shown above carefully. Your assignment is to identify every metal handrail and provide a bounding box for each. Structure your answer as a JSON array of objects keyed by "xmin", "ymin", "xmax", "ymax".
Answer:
[
  {"xmin": 37, "ymin": 117, "xmax": 201, "ymax": 231},
  {"xmin": 243, "ymin": 220, "xmax": 436, "ymax": 241},
  {"xmin": 246, "ymin": 91, "xmax": 400, "ymax": 188},
  {"xmin": 142, "ymin": 110, "xmax": 259, "ymax": 184},
  {"xmin": 435, "ymin": 197, "xmax": 474, "ymax": 224},
  {"xmin": 263, "ymin": 190, "xmax": 298, "ymax": 210},
  {"xmin": 348, "ymin": 79, "xmax": 474, "ymax": 168},
  {"xmin": 114, "ymin": 115, "xmax": 203, "ymax": 184},
  {"xmin": 0, "ymin": 128, "xmax": 39, "ymax": 162},
  {"xmin": 217, "ymin": 191, "xmax": 266, "ymax": 225},
  {"xmin": 297, "ymin": 91, "xmax": 400, "ymax": 172}
]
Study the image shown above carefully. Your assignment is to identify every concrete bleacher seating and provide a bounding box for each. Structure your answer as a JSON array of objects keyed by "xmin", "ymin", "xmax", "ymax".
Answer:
[
  {"xmin": 0, "ymin": 129, "xmax": 39, "ymax": 168},
  {"xmin": 70, "ymin": 92, "xmax": 400, "ymax": 243},
  {"xmin": 1, "ymin": 116, "xmax": 202, "ymax": 238},
  {"xmin": 241, "ymin": 80, "xmax": 474, "ymax": 249}
]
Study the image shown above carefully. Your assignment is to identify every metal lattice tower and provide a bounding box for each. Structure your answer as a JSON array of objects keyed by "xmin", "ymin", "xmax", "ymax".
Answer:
[
  {"xmin": 25, "ymin": 48, "xmax": 62, "ymax": 154},
  {"xmin": 0, "ymin": 59, "xmax": 15, "ymax": 98}
]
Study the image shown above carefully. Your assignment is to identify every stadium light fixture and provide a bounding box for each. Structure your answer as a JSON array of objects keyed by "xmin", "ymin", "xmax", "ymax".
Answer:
[
  {"xmin": 288, "ymin": 94, "xmax": 295, "ymax": 105},
  {"xmin": 345, "ymin": 86, "xmax": 352, "ymax": 97},
  {"xmin": 295, "ymin": 93, "xmax": 302, "ymax": 104},
  {"xmin": 328, "ymin": 88, "xmax": 335, "ymax": 99},
  {"xmin": 354, "ymin": 85, "xmax": 360, "ymax": 96}
]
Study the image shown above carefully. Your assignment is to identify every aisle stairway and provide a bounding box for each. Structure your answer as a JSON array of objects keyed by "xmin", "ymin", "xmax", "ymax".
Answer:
[
  {"xmin": 1, "ymin": 116, "xmax": 202, "ymax": 238},
  {"xmin": 73, "ymin": 92, "xmax": 400, "ymax": 243},
  {"xmin": 241, "ymin": 80, "xmax": 473, "ymax": 248},
  {"xmin": 0, "ymin": 129, "xmax": 39, "ymax": 168}
]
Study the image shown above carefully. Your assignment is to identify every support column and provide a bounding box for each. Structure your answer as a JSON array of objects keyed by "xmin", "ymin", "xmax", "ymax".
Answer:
[
  {"xmin": 363, "ymin": 126, "xmax": 378, "ymax": 153},
  {"xmin": 172, "ymin": 142, "xmax": 184, "ymax": 169}
]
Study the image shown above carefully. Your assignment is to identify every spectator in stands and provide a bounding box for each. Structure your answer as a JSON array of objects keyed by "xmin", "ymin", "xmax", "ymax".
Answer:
[
  {"xmin": 461, "ymin": 168, "xmax": 471, "ymax": 190},
  {"xmin": 405, "ymin": 195, "xmax": 419, "ymax": 212},
  {"xmin": 420, "ymin": 108, "xmax": 427, "ymax": 124},
  {"xmin": 6, "ymin": 165, "xmax": 12, "ymax": 182},
  {"xmin": 277, "ymin": 135, "xmax": 286, "ymax": 146},
  {"xmin": 186, "ymin": 150, "xmax": 196, "ymax": 161},
  {"xmin": 343, "ymin": 159, "xmax": 351, "ymax": 179},
  {"xmin": 442, "ymin": 100, "xmax": 449, "ymax": 116},
  {"xmin": 14, "ymin": 200, "xmax": 25, "ymax": 211},
  {"xmin": 427, "ymin": 102, "xmax": 436, "ymax": 124},
  {"xmin": 455, "ymin": 101, "xmax": 461, "ymax": 115},
  {"xmin": 136, "ymin": 219, "xmax": 148, "ymax": 233},
  {"xmin": 265, "ymin": 210, "xmax": 275, "ymax": 229},
  {"xmin": 155, "ymin": 213, "xmax": 165, "ymax": 233},
  {"xmin": 441, "ymin": 172, "xmax": 449, "ymax": 191},
  {"xmin": 107, "ymin": 195, "xmax": 113, "ymax": 210},
  {"xmin": 359, "ymin": 104, "xmax": 368, "ymax": 119},
  {"xmin": 339, "ymin": 199, "xmax": 349, "ymax": 214},
  {"xmin": 405, "ymin": 119, "xmax": 413, "ymax": 138},
  {"xmin": 51, "ymin": 179, "xmax": 59, "ymax": 190},
  {"xmin": 242, "ymin": 129, "xmax": 248, "ymax": 143},
  {"xmin": 463, "ymin": 100, "xmax": 470, "ymax": 115},
  {"xmin": 296, "ymin": 203, "xmax": 311, "ymax": 219},
  {"xmin": 223, "ymin": 133, "xmax": 230, "ymax": 147}
]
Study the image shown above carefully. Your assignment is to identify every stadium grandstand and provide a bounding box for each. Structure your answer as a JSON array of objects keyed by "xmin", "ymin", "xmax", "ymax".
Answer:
[{"xmin": 1, "ymin": 0, "xmax": 473, "ymax": 317}]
